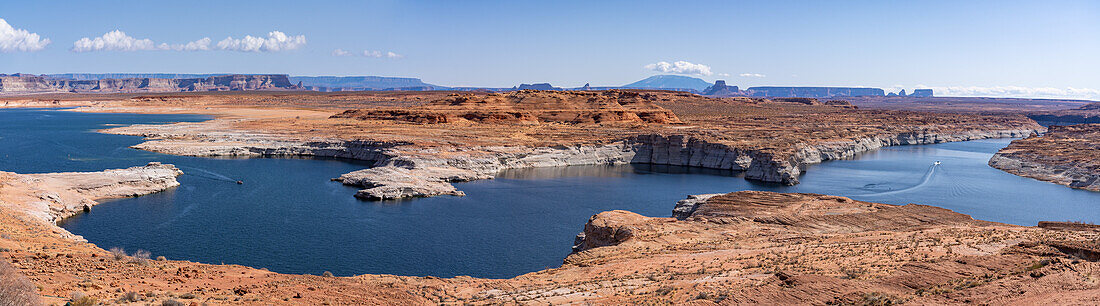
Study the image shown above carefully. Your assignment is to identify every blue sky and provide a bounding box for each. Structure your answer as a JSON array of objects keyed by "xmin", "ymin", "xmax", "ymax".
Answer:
[{"xmin": 1, "ymin": 0, "xmax": 1098, "ymax": 99}]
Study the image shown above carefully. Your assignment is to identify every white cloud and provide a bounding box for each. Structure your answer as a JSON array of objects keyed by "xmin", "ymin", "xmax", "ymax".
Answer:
[
  {"xmin": 73, "ymin": 30, "xmax": 303, "ymax": 53},
  {"xmin": 927, "ymin": 85, "xmax": 1100, "ymax": 100},
  {"xmin": 332, "ymin": 48, "xmax": 403, "ymax": 59},
  {"xmin": 216, "ymin": 31, "xmax": 305, "ymax": 52},
  {"xmin": 0, "ymin": 18, "xmax": 50, "ymax": 52},
  {"xmin": 72, "ymin": 30, "xmax": 159, "ymax": 52},
  {"xmin": 644, "ymin": 61, "xmax": 713, "ymax": 76},
  {"xmin": 73, "ymin": 31, "xmax": 210, "ymax": 52},
  {"xmin": 739, "ymin": 73, "xmax": 766, "ymax": 78},
  {"xmin": 172, "ymin": 37, "xmax": 211, "ymax": 51}
]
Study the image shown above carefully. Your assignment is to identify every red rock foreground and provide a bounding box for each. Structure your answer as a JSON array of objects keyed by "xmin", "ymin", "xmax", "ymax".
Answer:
[{"xmin": 3, "ymin": 165, "xmax": 1100, "ymax": 305}]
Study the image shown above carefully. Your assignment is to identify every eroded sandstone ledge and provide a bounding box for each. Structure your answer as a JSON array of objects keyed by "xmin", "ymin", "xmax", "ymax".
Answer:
[{"xmin": 990, "ymin": 124, "xmax": 1100, "ymax": 191}]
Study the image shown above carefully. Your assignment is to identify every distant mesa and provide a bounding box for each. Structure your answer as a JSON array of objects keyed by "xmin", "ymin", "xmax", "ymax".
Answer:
[
  {"xmin": 289, "ymin": 76, "xmax": 441, "ymax": 92},
  {"xmin": 1, "ymin": 72, "xmax": 935, "ymax": 100},
  {"xmin": 746, "ymin": 86, "xmax": 885, "ymax": 98},
  {"xmin": 0, "ymin": 74, "xmax": 300, "ymax": 94},
  {"xmin": 702, "ymin": 80, "xmax": 740, "ymax": 96},
  {"xmin": 888, "ymin": 88, "xmax": 934, "ymax": 97},
  {"xmin": 910, "ymin": 89, "xmax": 934, "ymax": 97},
  {"xmin": 621, "ymin": 75, "xmax": 712, "ymax": 92},
  {"xmin": 515, "ymin": 83, "xmax": 561, "ymax": 91}
]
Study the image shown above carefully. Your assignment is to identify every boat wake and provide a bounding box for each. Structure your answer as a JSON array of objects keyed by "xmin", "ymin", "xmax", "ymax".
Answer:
[
  {"xmin": 858, "ymin": 162, "xmax": 940, "ymax": 197},
  {"xmin": 177, "ymin": 165, "xmax": 238, "ymax": 183}
]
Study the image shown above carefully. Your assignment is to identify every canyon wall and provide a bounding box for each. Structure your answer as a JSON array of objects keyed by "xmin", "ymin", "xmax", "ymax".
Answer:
[{"xmin": 0, "ymin": 74, "xmax": 300, "ymax": 94}]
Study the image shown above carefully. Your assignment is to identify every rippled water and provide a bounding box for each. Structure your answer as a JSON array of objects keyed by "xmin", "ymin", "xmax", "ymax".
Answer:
[{"xmin": 4, "ymin": 109, "xmax": 1098, "ymax": 279}]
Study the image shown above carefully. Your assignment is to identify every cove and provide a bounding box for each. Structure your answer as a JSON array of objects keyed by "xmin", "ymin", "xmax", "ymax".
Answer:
[{"xmin": 4, "ymin": 109, "xmax": 1098, "ymax": 279}]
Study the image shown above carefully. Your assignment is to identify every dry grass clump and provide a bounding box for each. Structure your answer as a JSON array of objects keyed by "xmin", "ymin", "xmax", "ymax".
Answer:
[
  {"xmin": 118, "ymin": 291, "xmax": 142, "ymax": 303},
  {"xmin": 0, "ymin": 259, "xmax": 41, "ymax": 306},
  {"xmin": 70, "ymin": 292, "xmax": 96, "ymax": 306}
]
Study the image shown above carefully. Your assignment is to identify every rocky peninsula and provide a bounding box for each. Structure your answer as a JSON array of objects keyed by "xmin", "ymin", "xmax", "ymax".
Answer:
[{"xmin": 990, "ymin": 124, "xmax": 1100, "ymax": 191}]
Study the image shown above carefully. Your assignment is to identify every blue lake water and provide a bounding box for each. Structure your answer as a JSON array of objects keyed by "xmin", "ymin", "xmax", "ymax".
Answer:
[{"xmin": 3, "ymin": 108, "xmax": 1098, "ymax": 279}]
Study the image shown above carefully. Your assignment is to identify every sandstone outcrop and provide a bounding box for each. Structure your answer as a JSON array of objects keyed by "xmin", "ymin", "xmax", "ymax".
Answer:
[{"xmin": 990, "ymin": 124, "xmax": 1100, "ymax": 191}]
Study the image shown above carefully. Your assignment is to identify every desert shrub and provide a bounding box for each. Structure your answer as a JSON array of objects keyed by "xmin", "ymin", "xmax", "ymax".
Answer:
[
  {"xmin": 110, "ymin": 247, "xmax": 127, "ymax": 260},
  {"xmin": 156, "ymin": 256, "xmax": 167, "ymax": 261},
  {"xmin": 129, "ymin": 249, "xmax": 152, "ymax": 266},
  {"xmin": 0, "ymin": 260, "xmax": 41, "ymax": 306},
  {"xmin": 322, "ymin": 271, "xmax": 334, "ymax": 277},
  {"xmin": 179, "ymin": 292, "xmax": 196, "ymax": 299},
  {"xmin": 161, "ymin": 299, "xmax": 186, "ymax": 306},
  {"xmin": 858, "ymin": 292, "xmax": 905, "ymax": 306}
]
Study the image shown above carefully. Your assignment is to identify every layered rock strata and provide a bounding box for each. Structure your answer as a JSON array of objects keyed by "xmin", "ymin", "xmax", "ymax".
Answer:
[{"xmin": 990, "ymin": 124, "xmax": 1100, "ymax": 191}]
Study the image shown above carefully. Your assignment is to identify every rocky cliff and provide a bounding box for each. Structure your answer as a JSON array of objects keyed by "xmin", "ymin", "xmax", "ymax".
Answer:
[
  {"xmin": 0, "ymin": 74, "xmax": 300, "ymax": 94},
  {"xmin": 990, "ymin": 124, "xmax": 1100, "ymax": 191}
]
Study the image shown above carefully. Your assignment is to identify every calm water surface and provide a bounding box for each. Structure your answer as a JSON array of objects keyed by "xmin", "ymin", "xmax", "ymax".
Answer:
[{"xmin": 4, "ymin": 109, "xmax": 1098, "ymax": 278}]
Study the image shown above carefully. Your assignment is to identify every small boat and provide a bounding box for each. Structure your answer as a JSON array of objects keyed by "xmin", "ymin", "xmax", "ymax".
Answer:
[
  {"xmin": 933, "ymin": 161, "xmax": 941, "ymax": 165},
  {"xmin": 236, "ymin": 180, "xmax": 244, "ymax": 185}
]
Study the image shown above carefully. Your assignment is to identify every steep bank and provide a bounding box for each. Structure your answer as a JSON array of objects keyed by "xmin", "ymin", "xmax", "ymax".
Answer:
[
  {"xmin": 0, "ymin": 163, "xmax": 182, "ymax": 225},
  {"xmin": 990, "ymin": 124, "xmax": 1100, "ymax": 191}
]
